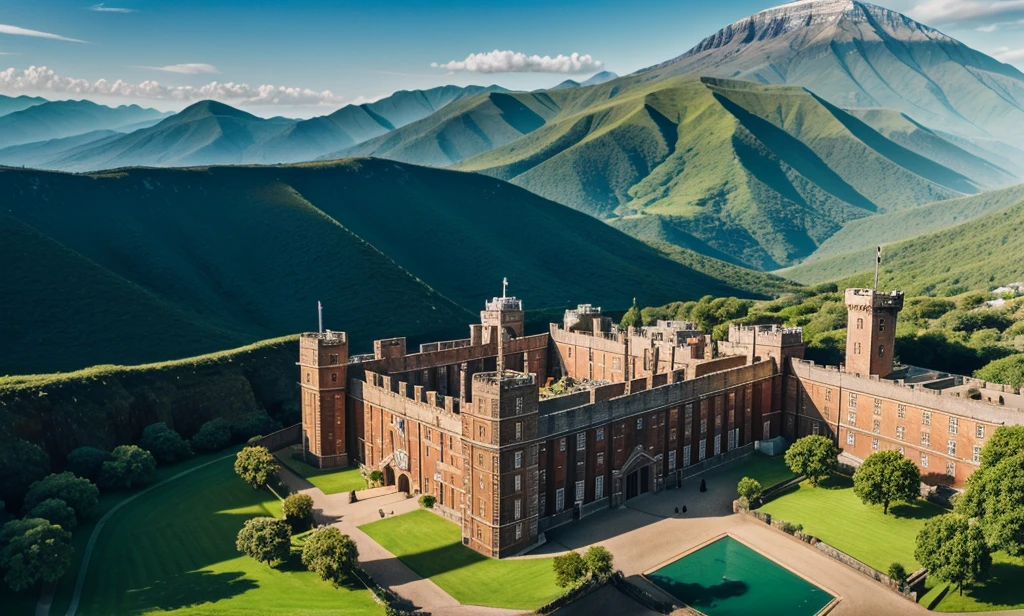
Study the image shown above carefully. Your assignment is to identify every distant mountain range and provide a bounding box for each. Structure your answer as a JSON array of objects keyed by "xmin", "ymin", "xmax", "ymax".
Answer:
[
  {"xmin": 0, "ymin": 100, "xmax": 171, "ymax": 149},
  {"xmin": 0, "ymin": 94, "xmax": 47, "ymax": 117},
  {"xmin": 551, "ymin": 71, "xmax": 619, "ymax": 90}
]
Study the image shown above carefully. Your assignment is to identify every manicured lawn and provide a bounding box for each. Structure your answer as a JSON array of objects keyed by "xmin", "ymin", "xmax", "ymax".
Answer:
[
  {"xmin": 75, "ymin": 454, "xmax": 382, "ymax": 616},
  {"xmin": 758, "ymin": 475, "xmax": 945, "ymax": 571},
  {"xmin": 927, "ymin": 552, "xmax": 1024, "ymax": 612},
  {"xmin": 709, "ymin": 452, "xmax": 797, "ymax": 492},
  {"xmin": 360, "ymin": 509, "xmax": 561, "ymax": 610},
  {"xmin": 276, "ymin": 445, "xmax": 366, "ymax": 494}
]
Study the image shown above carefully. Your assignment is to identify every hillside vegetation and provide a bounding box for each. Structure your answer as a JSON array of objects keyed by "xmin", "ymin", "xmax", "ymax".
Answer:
[{"xmin": 0, "ymin": 158, "xmax": 752, "ymax": 375}]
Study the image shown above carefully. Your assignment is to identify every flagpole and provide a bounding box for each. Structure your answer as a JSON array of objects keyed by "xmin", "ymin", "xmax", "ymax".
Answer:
[
  {"xmin": 318, "ymin": 301, "xmax": 323, "ymax": 334},
  {"xmin": 874, "ymin": 246, "xmax": 881, "ymax": 291}
]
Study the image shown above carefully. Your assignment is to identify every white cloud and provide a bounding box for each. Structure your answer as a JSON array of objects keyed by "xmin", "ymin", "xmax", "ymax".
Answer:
[
  {"xmin": 133, "ymin": 63, "xmax": 220, "ymax": 75},
  {"xmin": 431, "ymin": 50, "xmax": 603, "ymax": 74},
  {"xmin": 0, "ymin": 66, "xmax": 345, "ymax": 106},
  {"xmin": 0, "ymin": 24, "xmax": 86, "ymax": 43},
  {"xmin": 90, "ymin": 3, "xmax": 137, "ymax": 13},
  {"xmin": 909, "ymin": 0, "xmax": 1024, "ymax": 24},
  {"xmin": 977, "ymin": 23, "xmax": 1000, "ymax": 31},
  {"xmin": 991, "ymin": 46, "xmax": 1024, "ymax": 62}
]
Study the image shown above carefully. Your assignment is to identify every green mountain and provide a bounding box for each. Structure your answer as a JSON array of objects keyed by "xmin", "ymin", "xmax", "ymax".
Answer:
[
  {"xmin": 0, "ymin": 158, "xmax": 752, "ymax": 375},
  {"xmin": 0, "ymin": 94, "xmax": 47, "ymax": 117},
  {"xmin": 0, "ymin": 130, "xmax": 123, "ymax": 168},
  {"xmin": 781, "ymin": 196, "xmax": 1024, "ymax": 294},
  {"xmin": 0, "ymin": 100, "xmax": 169, "ymax": 148}
]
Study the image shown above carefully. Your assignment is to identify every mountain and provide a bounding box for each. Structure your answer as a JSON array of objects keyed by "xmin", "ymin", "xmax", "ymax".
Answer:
[
  {"xmin": 781, "ymin": 183, "xmax": 1024, "ymax": 283},
  {"xmin": 0, "ymin": 94, "xmax": 46, "ymax": 117},
  {"xmin": 0, "ymin": 130, "xmax": 124, "ymax": 168},
  {"xmin": 0, "ymin": 100, "xmax": 169, "ymax": 148},
  {"xmin": 0, "ymin": 158, "xmax": 753, "ymax": 375},
  {"xmin": 646, "ymin": 0, "xmax": 1024, "ymax": 144},
  {"xmin": 551, "ymin": 71, "xmax": 619, "ymax": 90}
]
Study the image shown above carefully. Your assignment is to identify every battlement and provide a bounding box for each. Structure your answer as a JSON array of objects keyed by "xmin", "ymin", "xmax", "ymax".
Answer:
[
  {"xmin": 473, "ymin": 371, "xmax": 536, "ymax": 389},
  {"xmin": 728, "ymin": 323, "xmax": 804, "ymax": 346},
  {"xmin": 301, "ymin": 330, "xmax": 347, "ymax": 345},
  {"xmin": 485, "ymin": 296, "xmax": 523, "ymax": 312},
  {"xmin": 846, "ymin": 288, "xmax": 905, "ymax": 310}
]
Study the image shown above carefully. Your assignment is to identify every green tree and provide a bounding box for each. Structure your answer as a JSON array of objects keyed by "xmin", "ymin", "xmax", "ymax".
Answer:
[
  {"xmin": 282, "ymin": 493, "xmax": 314, "ymax": 531},
  {"xmin": 0, "ymin": 434, "xmax": 50, "ymax": 509},
  {"xmin": 234, "ymin": 446, "xmax": 279, "ymax": 490},
  {"xmin": 191, "ymin": 418, "xmax": 233, "ymax": 453},
  {"xmin": 139, "ymin": 422, "xmax": 193, "ymax": 465},
  {"xmin": 955, "ymin": 446, "xmax": 1024, "ymax": 556},
  {"xmin": 736, "ymin": 477, "xmax": 763, "ymax": 502},
  {"xmin": 419, "ymin": 494, "xmax": 436, "ymax": 509},
  {"xmin": 0, "ymin": 501, "xmax": 7, "ymax": 525},
  {"xmin": 66, "ymin": 447, "xmax": 113, "ymax": 482},
  {"xmin": 23, "ymin": 472, "xmax": 99, "ymax": 521},
  {"xmin": 552, "ymin": 551, "xmax": 587, "ymax": 588},
  {"xmin": 784, "ymin": 435, "xmax": 838, "ymax": 486},
  {"xmin": 887, "ymin": 562, "xmax": 908, "ymax": 586},
  {"xmin": 915, "ymin": 514, "xmax": 991, "ymax": 595},
  {"xmin": 620, "ymin": 298, "xmax": 643, "ymax": 329},
  {"xmin": 99, "ymin": 445, "xmax": 157, "ymax": 490},
  {"xmin": 853, "ymin": 451, "xmax": 921, "ymax": 515},
  {"xmin": 975, "ymin": 354, "xmax": 1024, "ymax": 389},
  {"xmin": 26, "ymin": 498, "xmax": 78, "ymax": 531},
  {"xmin": 235, "ymin": 517, "xmax": 291, "ymax": 565},
  {"xmin": 583, "ymin": 545, "xmax": 614, "ymax": 579},
  {"xmin": 300, "ymin": 526, "xmax": 359, "ymax": 585},
  {"xmin": 0, "ymin": 518, "xmax": 73, "ymax": 592}
]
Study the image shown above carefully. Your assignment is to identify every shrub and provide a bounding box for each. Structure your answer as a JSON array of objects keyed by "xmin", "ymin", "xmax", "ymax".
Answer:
[
  {"xmin": 583, "ymin": 545, "xmax": 614, "ymax": 579},
  {"xmin": 139, "ymin": 422, "xmax": 193, "ymax": 465},
  {"xmin": 736, "ymin": 477, "xmax": 763, "ymax": 503},
  {"xmin": 553, "ymin": 551, "xmax": 587, "ymax": 588},
  {"xmin": 283, "ymin": 493, "xmax": 314, "ymax": 531},
  {"xmin": 232, "ymin": 411, "xmax": 281, "ymax": 442},
  {"xmin": 419, "ymin": 494, "xmax": 436, "ymax": 509},
  {"xmin": 781, "ymin": 521, "xmax": 803, "ymax": 535},
  {"xmin": 247, "ymin": 435, "xmax": 264, "ymax": 447},
  {"xmin": 191, "ymin": 418, "xmax": 232, "ymax": 453},
  {"xmin": 0, "ymin": 434, "xmax": 50, "ymax": 509},
  {"xmin": 24, "ymin": 472, "xmax": 99, "ymax": 521},
  {"xmin": 26, "ymin": 498, "xmax": 78, "ymax": 531},
  {"xmin": 66, "ymin": 447, "xmax": 112, "ymax": 482},
  {"xmin": 301, "ymin": 526, "xmax": 359, "ymax": 585},
  {"xmin": 368, "ymin": 470, "xmax": 383, "ymax": 487},
  {"xmin": 234, "ymin": 446, "xmax": 279, "ymax": 490},
  {"xmin": 235, "ymin": 517, "xmax": 291, "ymax": 565},
  {"xmin": 0, "ymin": 518, "xmax": 73, "ymax": 592},
  {"xmin": 888, "ymin": 562, "xmax": 908, "ymax": 586},
  {"xmin": 99, "ymin": 445, "xmax": 157, "ymax": 490}
]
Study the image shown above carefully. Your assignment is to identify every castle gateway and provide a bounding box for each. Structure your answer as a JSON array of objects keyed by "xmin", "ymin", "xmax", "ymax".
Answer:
[{"xmin": 300, "ymin": 288, "xmax": 1024, "ymax": 557}]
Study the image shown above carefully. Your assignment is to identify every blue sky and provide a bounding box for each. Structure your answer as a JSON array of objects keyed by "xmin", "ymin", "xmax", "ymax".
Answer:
[{"xmin": 1, "ymin": 0, "xmax": 1023, "ymax": 117}]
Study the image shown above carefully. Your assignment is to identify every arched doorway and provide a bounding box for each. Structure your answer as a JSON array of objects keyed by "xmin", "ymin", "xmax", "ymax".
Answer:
[
  {"xmin": 384, "ymin": 466, "xmax": 395, "ymax": 486},
  {"xmin": 397, "ymin": 474, "xmax": 410, "ymax": 493}
]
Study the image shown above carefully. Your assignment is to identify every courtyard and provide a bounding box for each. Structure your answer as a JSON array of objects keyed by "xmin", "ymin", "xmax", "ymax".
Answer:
[{"xmin": 275, "ymin": 444, "xmax": 367, "ymax": 494}]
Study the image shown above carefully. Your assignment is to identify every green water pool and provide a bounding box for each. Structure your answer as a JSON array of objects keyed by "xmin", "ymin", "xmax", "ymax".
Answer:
[{"xmin": 647, "ymin": 536, "xmax": 834, "ymax": 616}]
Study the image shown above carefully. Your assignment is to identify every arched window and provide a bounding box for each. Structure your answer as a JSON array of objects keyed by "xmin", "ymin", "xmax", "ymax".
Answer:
[
  {"xmin": 857, "ymin": 318, "xmax": 864, "ymax": 330},
  {"xmin": 878, "ymin": 344, "xmax": 885, "ymax": 357},
  {"xmin": 854, "ymin": 342, "xmax": 861, "ymax": 354}
]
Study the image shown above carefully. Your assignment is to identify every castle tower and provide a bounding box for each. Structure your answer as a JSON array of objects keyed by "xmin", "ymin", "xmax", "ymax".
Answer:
[
  {"xmin": 298, "ymin": 331, "xmax": 350, "ymax": 468},
  {"xmin": 462, "ymin": 371, "xmax": 540, "ymax": 557},
  {"xmin": 844, "ymin": 288, "xmax": 904, "ymax": 377},
  {"xmin": 480, "ymin": 279, "xmax": 525, "ymax": 341}
]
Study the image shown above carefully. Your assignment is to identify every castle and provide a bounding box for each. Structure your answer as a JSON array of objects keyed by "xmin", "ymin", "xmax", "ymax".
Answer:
[{"xmin": 299, "ymin": 286, "xmax": 1024, "ymax": 558}]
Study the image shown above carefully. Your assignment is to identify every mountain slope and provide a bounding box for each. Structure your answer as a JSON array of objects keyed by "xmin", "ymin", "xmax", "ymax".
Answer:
[
  {"xmin": 646, "ymin": 0, "xmax": 1024, "ymax": 143},
  {"xmin": 0, "ymin": 94, "xmax": 46, "ymax": 117},
  {"xmin": 0, "ymin": 100, "xmax": 169, "ymax": 148},
  {"xmin": 0, "ymin": 158, "xmax": 753, "ymax": 375},
  {"xmin": 0, "ymin": 130, "xmax": 123, "ymax": 168}
]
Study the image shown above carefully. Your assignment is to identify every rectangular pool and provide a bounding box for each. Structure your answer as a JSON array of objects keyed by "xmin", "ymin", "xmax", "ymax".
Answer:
[{"xmin": 646, "ymin": 536, "xmax": 834, "ymax": 616}]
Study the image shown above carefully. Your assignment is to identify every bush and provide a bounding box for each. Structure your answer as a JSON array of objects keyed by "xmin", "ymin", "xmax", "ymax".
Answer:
[
  {"xmin": 888, "ymin": 562, "xmax": 908, "ymax": 585},
  {"xmin": 283, "ymin": 493, "xmax": 314, "ymax": 531},
  {"xmin": 24, "ymin": 472, "xmax": 99, "ymax": 521},
  {"xmin": 553, "ymin": 551, "xmax": 587, "ymax": 588},
  {"xmin": 234, "ymin": 446, "xmax": 279, "ymax": 490},
  {"xmin": 139, "ymin": 422, "xmax": 193, "ymax": 465},
  {"xmin": 583, "ymin": 545, "xmax": 614, "ymax": 579},
  {"xmin": 736, "ymin": 477, "xmax": 763, "ymax": 503},
  {"xmin": 781, "ymin": 521, "xmax": 803, "ymax": 535},
  {"xmin": 419, "ymin": 494, "xmax": 436, "ymax": 509},
  {"xmin": 0, "ymin": 518, "xmax": 73, "ymax": 592},
  {"xmin": 66, "ymin": 447, "xmax": 113, "ymax": 482},
  {"xmin": 0, "ymin": 434, "xmax": 50, "ymax": 509},
  {"xmin": 26, "ymin": 498, "xmax": 78, "ymax": 531},
  {"xmin": 301, "ymin": 526, "xmax": 359, "ymax": 585},
  {"xmin": 99, "ymin": 445, "xmax": 157, "ymax": 490},
  {"xmin": 191, "ymin": 418, "xmax": 233, "ymax": 453},
  {"xmin": 235, "ymin": 517, "xmax": 291, "ymax": 565},
  {"xmin": 232, "ymin": 411, "xmax": 282, "ymax": 442},
  {"xmin": 368, "ymin": 470, "xmax": 383, "ymax": 487}
]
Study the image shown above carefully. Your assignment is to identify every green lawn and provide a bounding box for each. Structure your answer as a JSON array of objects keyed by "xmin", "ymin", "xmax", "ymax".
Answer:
[
  {"xmin": 758, "ymin": 475, "xmax": 945, "ymax": 571},
  {"xmin": 712, "ymin": 452, "xmax": 797, "ymax": 492},
  {"xmin": 360, "ymin": 509, "xmax": 561, "ymax": 610},
  {"xmin": 73, "ymin": 454, "xmax": 382, "ymax": 616},
  {"xmin": 924, "ymin": 551, "xmax": 1024, "ymax": 613},
  {"xmin": 276, "ymin": 446, "xmax": 366, "ymax": 494}
]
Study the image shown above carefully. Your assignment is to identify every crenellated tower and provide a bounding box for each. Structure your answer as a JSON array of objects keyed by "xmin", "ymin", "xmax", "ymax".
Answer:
[
  {"xmin": 299, "ymin": 330, "xmax": 350, "ymax": 468},
  {"xmin": 844, "ymin": 288, "xmax": 904, "ymax": 377}
]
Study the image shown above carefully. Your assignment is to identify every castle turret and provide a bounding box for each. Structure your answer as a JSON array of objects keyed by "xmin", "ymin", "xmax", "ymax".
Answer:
[
  {"xmin": 845, "ymin": 288, "xmax": 903, "ymax": 377},
  {"xmin": 299, "ymin": 331, "xmax": 350, "ymax": 468}
]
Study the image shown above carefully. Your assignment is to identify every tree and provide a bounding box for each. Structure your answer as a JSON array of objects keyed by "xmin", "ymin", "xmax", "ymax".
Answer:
[
  {"xmin": 191, "ymin": 418, "xmax": 233, "ymax": 453},
  {"xmin": 955, "ymin": 448, "xmax": 1024, "ymax": 556},
  {"xmin": 282, "ymin": 493, "xmax": 314, "ymax": 531},
  {"xmin": 853, "ymin": 451, "xmax": 921, "ymax": 515},
  {"xmin": 235, "ymin": 517, "xmax": 291, "ymax": 565},
  {"xmin": 99, "ymin": 445, "xmax": 157, "ymax": 490},
  {"xmin": 915, "ymin": 514, "xmax": 991, "ymax": 595},
  {"xmin": 0, "ymin": 518, "xmax": 73, "ymax": 592},
  {"xmin": 583, "ymin": 545, "xmax": 614, "ymax": 579},
  {"xmin": 301, "ymin": 526, "xmax": 359, "ymax": 584},
  {"xmin": 736, "ymin": 477, "xmax": 763, "ymax": 503},
  {"xmin": 66, "ymin": 447, "xmax": 113, "ymax": 482},
  {"xmin": 888, "ymin": 562, "xmax": 908, "ymax": 586},
  {"xmin": 26, "ymin": 498, "xmax": 78, "ymax": 531},
  {"xmin": 139, "ymin": 422, "xmax": 193, "ymax": 465},
  {"xmin": 235, "ymin": 446, "xmax": 279, "ymax": 490},
  {"xmin": 552, "ymin": 551, "xmax": 587, "ymax": 588},
  {"xmin": 784, "ymin": 435, "xmax": 838, "ymax": 486},
  {"xmin": 0, "ymin": 501, "xmax": 7, "ymax": 525},
  {"xmin": 23, "ymin": 472, "xmax": 99, "ymax": 521},
  {"xmin": 978, "ymin": 426, "xmax": 1024, "ymax": 468},
  {"xmin": 620, "ymin": 298, "xmax": 643, "ymax": 329},
  {"xmin": 0, "ymin": 434, "xmax": 50, "ymax": 509},
  {"xmin": 419, "ymin": 494, "xmax": 436, "ymax": 509}
]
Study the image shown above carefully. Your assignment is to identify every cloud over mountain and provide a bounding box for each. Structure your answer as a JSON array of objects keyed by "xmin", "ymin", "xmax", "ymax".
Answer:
[
  {"xmin": 431, "ymin": 50, "xmax": 602, "ymax": 73},
  {"xmin": 909, "ymin": 0, "xmax": 1024, "ymax": 24}
]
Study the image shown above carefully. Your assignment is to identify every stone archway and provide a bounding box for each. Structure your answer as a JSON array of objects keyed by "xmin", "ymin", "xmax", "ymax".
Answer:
[
  {"xmin": 384, "ymin": 465, "xmax": 395, "ymax": 486},
  {"xmin": 397, "ymin": 474, "xmax": 410, "ymax": 493}
]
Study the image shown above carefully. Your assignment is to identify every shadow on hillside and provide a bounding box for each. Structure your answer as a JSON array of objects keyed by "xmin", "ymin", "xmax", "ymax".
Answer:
[{"xmin": 124, "ymin": 569, "xmax": 257, "ymax": 613}]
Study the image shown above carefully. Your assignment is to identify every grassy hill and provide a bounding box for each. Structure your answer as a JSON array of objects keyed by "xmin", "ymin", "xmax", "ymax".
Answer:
[
  {"xmin": 0, "ymin": 158, "xmax": 752, "ymax": 375},
  {"xmin": 783, "ymin": 199, "xmax": 1024, "ymax": 295}
]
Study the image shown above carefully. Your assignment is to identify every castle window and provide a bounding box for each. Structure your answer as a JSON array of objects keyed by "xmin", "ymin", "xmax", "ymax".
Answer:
[
  {"xmin": 872, "ymin": 438, "xmax": 878, "ymax": 451},
  {"xmin": 973, "ymin": 446, "xmax": 981, "ymax": 464},
  {"xmin": 669, "ymin": 450, "xmax": 677, "ymax": 470},
  {"xmin": 479, "ymin": 473, "xmax": 484, "ymax": 490},
  {"xmin": 516, "ymin": 397, "xmax": 523, "ymax": 415},
  {"xmin": 568, "ymin": 347, "xmax": 572, "ymax": 358},
  {"xmin": 763, "ymin": 420, "xmax": 771, "ymax": 439},
  {"xmin": 514, "ymin": 451, "xmax": 523, "ymax": 468},
  {"xmin": 559, "ymin": 438, "xmax": 566, "ymax": 452},
  {"xmin": 670, "ymin": 428, "xmax": 677, "ymax": 442},
  {"xmin": 849, "ymin": 393, "xmax": 858, "ymax": 409},
  {"xmin": 872, "ymin": 419, "xmax": 880, "ymax": 434},
  {"xmin": 596, "ymin": 428, "xmax": 604, "ymax": 442},
  {"xmin": 824, "ymin": 406, "xmax": 831, "ymax": 420},
  {"xmin": 698, "ymin": 440, "xmax": 707, "ymax": 461},
  {"xmin": 879, "ymin": 319, "xmax": 886, "ymax": 332},
  {"xmin": 847, "ymin": 431, "xmax": 855, "ymax": 446},
  {"xmin": 478, "ymin": 425, "xmax": 486, "ymax": 438},
  {"xmin": 878, "ymin": 344, "xmax": 885, "ymax": 357},
  {"xmin": 425, "ymin": 429, "xmax": 431, "ymax": 442},
  {"xmin": 515, "ymin": 524, "xmax": 522, "ymax": 540},
  {"xmin": 856, "ymin": 318, "xmax": 864, "ymax": 330},
  {"xmin": 636, "ymin": 417, "xmax": 644, "ymax": 430},
  {"xmin": 922, "ymin": 432, "xmax": 930, "ymax": 447},
  {"xmin": 854, "ymin": 342, "xmax": 862, "ymax": 355},
  {"xmin": 575, "ymin": 480, "xmax": 585, "ymax": 502},
  {"xmin": 896, "ymin": 426, "xmax": 905, "ymax": 440},
  {"xmin": 976, "ymin": 425, "xmax": 985, "ymax": 439},
  {"xmin": 700, "ymin": 418, "xmax": 708, "ymax": 435},
  {"xmin": 595, "ymin": 476, "xmax": 605, "ymax": 499},
  {"xmin": 477, "ymin": 527, "xmax": 482, "ymax": 540},
  {"xmin": 331, "ymin": 373, "xmax": 337, "ymax": 383},
  {"xmin": 596, "ymin": 452, "xmax": 605, "ymax": 467},
  {"xmin": 945, "ymin": 461, "xmax": 955, "ymax": 478},
  {"xmin": 897, "ymin": 404, "xmax": 906, "ymax": 419},
  {"xmin": 825, "ymin": 388, "xmax": 832, "ymax": 402},
  {"xmin": 329, "ymin": 354, "xmax": 339, "ymax": 364},
  {"xmin": 683, "ymin": 445, "xmax": 692, "ymax": 466},
  {"xmin": 948, "ymin": 440, "xmax": 957, "ymax": 456},
  {"xmin": 922, "ymin": 411, "xmax": 932, "ymax": 426},
  {"xmin": 714, "ymin": 434, "xmax": 722, "ymax": 456},
  {"xmin": 847, "ymin": 412, "xmax": 856, "ymax": 426},
  {"xmin": 515, "ymin": 499, "xmax": 522, "ymax": 519},
  {"xmin": 613, "ymin": 357, "xmax": 622, "ymax": 370},
  {"xmin": 515, "ymin": 422, "xmax": 522, "ymax": 441},
  {"xmin": 949, "ymin": 417, "xmax": 958, "ymax": 435},
  {"xmin": 555, "ymin": 488, "xmax": 565, "ymax": 512},
  {"xmin": 478, "ymin": 453, "xmax": 483, "ymax": 466},
  {"xmin": 306, "ymin": 372, "xmax": 311, "ymax": 383},
  {"xmin": 874, "ymin": 399, "xmax": 882, "ymax": 415},
  {"xmin": 514, "ymin": 474, "xmax": 521, "ymax": 491},
  {"xmin": 576, "ymin": 433, "xmax": 586, "ymax": 451},
  {"xmin": 921, "ymin": 453, "xmax": 929, "ymax": 467},
  {"xmin": 479, "ymin": 499, "xmax": 485, "ymax": 516}
]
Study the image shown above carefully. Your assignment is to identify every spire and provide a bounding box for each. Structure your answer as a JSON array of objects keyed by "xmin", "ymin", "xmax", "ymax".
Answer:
[{"xmin": 502, "ymin": 276, "xmax": 508, "ymax": 299}]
